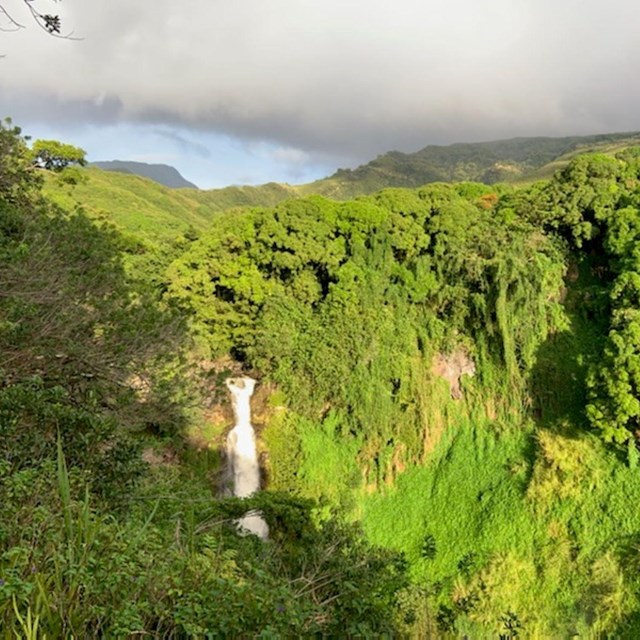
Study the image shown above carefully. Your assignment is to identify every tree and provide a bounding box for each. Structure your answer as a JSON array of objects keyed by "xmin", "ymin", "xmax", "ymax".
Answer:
[{"xmin": 31, "ymin": 138, "xmax": 86, "ymax": 171}]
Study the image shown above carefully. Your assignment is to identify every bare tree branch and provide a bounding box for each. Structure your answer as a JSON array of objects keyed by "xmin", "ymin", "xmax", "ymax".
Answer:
[
  {"xmin": 0, "ymin": 0, "xmax": 81, "ymax": 40},
  {"xmin": 0, "ymin": 3, "xmax": 25, "ymax": 31}
]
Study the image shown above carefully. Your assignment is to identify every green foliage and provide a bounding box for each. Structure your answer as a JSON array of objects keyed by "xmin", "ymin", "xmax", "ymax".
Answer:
[
  {"xmin": 0, "ymin": 381, "xmax": 145, "ymax": 505},
  {"xmin": 558, "ymin": 158, "xmax": 640, "ymax": 443},
  {"xmin": 164, "ymin": 146, "xmax": 640, "ymax": 635},
  {"xmin": 274, "ymin": 411, "xmax": 362, "ymax": 507},
  {"xmin": 360, "ymin": 419, "xmax": 640, "ymax": 636},
  {"xmin": 9, "ymin": 115, "xmax": 640, "ymax": 636},
  {"xmin": 192, "ymin": 180, "xmax": 300, "ymax": 211},
  {"xmin": 0, "ymin": 124, "xmax": 197, "ymax": 505},
  {"xmin": 31, "ymin": 139, "xmax": 87, "ymax": 172},
  {"xmin": 0, "ymin": 458, "xmax": 408, "ymax": 636},
  {"xmin": 587, "ymin": 305, "xmax": 640, "ymax": 443},
  {"xmin": 0, "ymin": 118, "xmax": 42, "ymax": 202},
  {"xmin": 42, "ymin": 166, "xmax": 213, "ymax": 242},
  {"xmin": 0, "ymin": 199, "xmax": 190, "ymax": 434},
  {"xmin": 629, "ymin": 439, "xmax": 639, "ymax": 469},
  {"xmin": 543, "ymin": 153, "xmax": 627, "ymax": 246},
  {"xmin": 0, "ymin": 122, "xmax": 408, "ymax": 637},
  {"xmin": 490, "ymin": 149, "xmax": 640, "ymax": 445},
  {"xmin": 41, "ymin": 131, "xmax": 640, "ymax": 235},
  {"xmin": 169, "ymin": 183, "xmax": 566, "ymax": 484},
  {"xmin": 421, "ymin": 533, "xmax": 437, "ymax": 560}
]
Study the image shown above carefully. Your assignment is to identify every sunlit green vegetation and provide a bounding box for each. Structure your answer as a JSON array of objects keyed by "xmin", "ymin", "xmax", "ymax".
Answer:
[
  {"xmin": 43, "ymin": 130, "xmax": 640, "ymax": 247},
  {"xmin": 167, "ymin": 146, "xmax": 640, "ymax": 635},
  {"xmin": 1, "ymin": 121, "xmax": 406, "ymax": 637},
  {"xmin": 42, "ymin": 167, "xmax": 212, "ymax": 242},
  {"xmin": 4, "ymin": 118, "xmax": 640, "ymax": 636}
]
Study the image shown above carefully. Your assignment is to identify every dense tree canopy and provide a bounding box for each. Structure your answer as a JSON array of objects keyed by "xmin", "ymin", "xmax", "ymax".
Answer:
[
  {"xmin": 168, "ymin": 182, "xmax": 567, "ymax": 484},
  {"xmin": 31, "ymin": 138, "xmax": 86, "ymax": 171}
]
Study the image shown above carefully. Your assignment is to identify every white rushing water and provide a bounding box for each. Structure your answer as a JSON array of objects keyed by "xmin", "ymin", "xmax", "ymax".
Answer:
[{"xmin": 225, "ymin": 376, "xmax": 269, "ymax": 539}]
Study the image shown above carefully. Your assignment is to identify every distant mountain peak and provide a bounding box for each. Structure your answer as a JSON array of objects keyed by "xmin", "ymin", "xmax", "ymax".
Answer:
[{"xmin": 91, "ymin": 160, "xmax": 198, "ymax": 189}]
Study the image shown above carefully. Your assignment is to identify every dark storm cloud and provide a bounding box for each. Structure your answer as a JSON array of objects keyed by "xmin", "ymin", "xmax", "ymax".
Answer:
[{"xmin": 1, "ymin": 0, "xmax": 639, "ymax": 167}]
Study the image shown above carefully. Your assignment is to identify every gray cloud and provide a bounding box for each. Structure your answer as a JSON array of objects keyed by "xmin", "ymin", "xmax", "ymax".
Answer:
[
  {"xmin": 2, "ymin": 0, "xmax": 639, "ymax": 168},
  {"xmin": 152, "ymin": 128, "xmax": 212, "ymax": 158}
]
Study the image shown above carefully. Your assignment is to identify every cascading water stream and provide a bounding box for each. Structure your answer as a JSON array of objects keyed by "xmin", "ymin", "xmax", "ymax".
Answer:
[{"xmin": 225, "ymin": 376, "xmax": 269, "ymax": 539}]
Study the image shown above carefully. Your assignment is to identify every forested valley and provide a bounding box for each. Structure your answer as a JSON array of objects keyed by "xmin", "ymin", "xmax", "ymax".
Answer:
[{"xmin": 3, "ymin": 119, "xmax": 640, "ymax": 637}]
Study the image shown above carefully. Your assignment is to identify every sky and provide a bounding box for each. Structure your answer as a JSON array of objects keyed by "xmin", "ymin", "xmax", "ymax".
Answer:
[{"xmin": 1, "ymin": 0, "xmax": 639, "ymax": 189}]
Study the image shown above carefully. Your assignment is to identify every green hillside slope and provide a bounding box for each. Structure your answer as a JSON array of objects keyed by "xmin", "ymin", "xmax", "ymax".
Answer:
[
  {"xmin": 43, "ymin": 170, "xmax": 300, "ymax": 245},
  {"xmin": 190, "ymin": 181, "xmax": 299, "ymax": 212},
  {"xmin": 42, "ymin": 167, "xmax": 212, "ymax": 244},
  {"xmin": 302, "ymin": 131, "xmax": 640, "ymax": 198}
]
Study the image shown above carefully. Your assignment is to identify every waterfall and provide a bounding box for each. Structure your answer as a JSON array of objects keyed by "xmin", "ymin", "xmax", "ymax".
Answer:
[{"xmin": 225, "ymin": 376, "xmax": 269, "ymax": 539}]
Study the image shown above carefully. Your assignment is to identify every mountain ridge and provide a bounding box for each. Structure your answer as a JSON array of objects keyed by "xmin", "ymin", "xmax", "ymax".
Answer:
[
  {"xmin": 47, "ymin": 131, "xmax": 640, "ymax": 246},
  {"xmin": 91, "ymin": 160, "xmax": 199, "ymax": 189},
  {"xmin": 91, "ymin": 131, "xmax": 640, "ymax": 203},
  {"xmin": 300, "ymin": 130, "xmax": 640, "ymax": 198}
]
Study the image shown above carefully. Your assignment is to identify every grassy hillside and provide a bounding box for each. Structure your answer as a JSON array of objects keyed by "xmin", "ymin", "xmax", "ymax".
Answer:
[
  {"xmin": 42, "ymin": 167, "xmax": 212, "ymax": 244},
  {"xmin": 515, "ymin": 133, "xmax": 640, "ymax": 182},
  {"xmin": 190, "ymin": 181, "xmax": 299, "ymax": 212},
  {"xmin": 43, "ymin": 169, "xmax": 301, "ymax": 247}
]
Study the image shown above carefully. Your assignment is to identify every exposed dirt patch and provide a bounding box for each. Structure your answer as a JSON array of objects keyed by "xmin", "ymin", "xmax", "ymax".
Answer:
[{"xmin": 431, "ymin": 349, "xmax": 476, "ymax": 399}]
